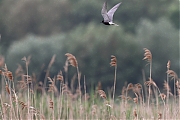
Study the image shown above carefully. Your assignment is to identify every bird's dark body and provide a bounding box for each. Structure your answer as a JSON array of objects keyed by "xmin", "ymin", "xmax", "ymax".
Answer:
[{"xmin": 102, "ymin": 20, "xmax": 110, "ymax": 25}]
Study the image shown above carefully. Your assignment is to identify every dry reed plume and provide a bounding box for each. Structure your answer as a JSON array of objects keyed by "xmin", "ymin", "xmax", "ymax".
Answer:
[
  {"xmin": 167, "ymin": 70, "xmax": 178, "ymax": 80},
  {"xmin": 166, "ymin": 60, "xmax": 170, "ymax": 118},
  {"xmin": 143, "ymin": 48, "xmax": 152, "ymax": 63},
  {"xmin": 65, "ymin": 53, "xmax": 82, "ymax": 107},
  {"xmin": 65, "ymin": 53, "xmax": 78, "ymax": 67},
  {"xmin": 110, "ymin": 55, "xmax": 117, "ymax": 107},
  {"xmin": 57, "ymin": 71, "xmax": 64, "ymax": 82},
  {"xmin": 143, "ymin": 48, "xmax": 152, "ymax": 109},
  {"xmin": 110, "ymin": 55, "xmax": 117, "ymax": 67},
  {"xmin": 98, "ymin": 90, "xmax": 107, "ymax": 100}
]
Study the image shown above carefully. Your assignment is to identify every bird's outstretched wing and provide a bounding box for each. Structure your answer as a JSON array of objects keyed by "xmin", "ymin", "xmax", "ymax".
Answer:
[
  {"xmin": 107, "ymin": 2, "xmax": 121, "ymax": 21},
  {"xmin": 101, "ymin": 2, "xmax": 110, "ymax": 22}
]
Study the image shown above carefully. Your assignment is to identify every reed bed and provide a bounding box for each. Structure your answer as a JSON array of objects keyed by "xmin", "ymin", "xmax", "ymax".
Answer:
[{"xmin": 0, "ymin": 49, "xmax": 179, "ymax": 119}]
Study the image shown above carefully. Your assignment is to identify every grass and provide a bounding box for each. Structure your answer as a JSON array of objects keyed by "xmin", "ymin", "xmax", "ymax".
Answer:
[{"xmin": 0, "ymin": 48, "xmax": 179, "ymax": 119}]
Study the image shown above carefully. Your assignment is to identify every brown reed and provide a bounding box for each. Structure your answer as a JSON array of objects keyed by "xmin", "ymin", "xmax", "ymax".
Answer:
[
  {"xmin": 133, "ymin": 109, "xmax": 138, "ymax": 119},
  {"xmin": 110, "ymin": 55, "xmax": 117, "ymax": 67},
  {"xmin": 158, "ymin": 112, "xmax": 162, "ymax": 119},
  {"xmin": 159, "ymin": 93, "xmax": 166, "ymax": 100},
  {"xmin": 110, "ymin": 55, "xmax": 117, "ymax": 107},
  {"xmin": 49, "ymin": 99, "xmax": 53, "ymax": 109},
  {"xmin": 133, "ymin": 93, "xmax": 138, "ymax": 104},
  {"xmin": 166, "ymin": 60, "xmax": 170, "ymax": 118},
  {"xmin": 19, "ymin": 101, "xmax": 27, "ymax": 110},
  {"xmin": 144, "ymin": 78, "xmax": 157, "ymax": 87},
  {"xmin": 167, "ymin": 69, "xmax": 178, "ymax": 109},
  {"xmin": 134, "ymin": 83, "xmax": 144, "ymax": 105},
  {"xmin": 143, "ymin": 48, "xmax": 152, "ymax": 109},
  {"xmin": 167, "ymin": 60, "xmax": 170, "ymax": 69},
  {"xmin": 98, "ymin": 90, "xmax": 107, "ymax": 100},
  {"xmin": 65, "ymin": 53, "xmax": 78, "ymax": 67},
  {"xmin": 65, "ymin": 53, "xmax": 82, "ymax": 108},
  {"xmin": 21, "ymin": 56, "xmax": 31, "ymax": 118},
  {"xmin": 6, "ymin": 71, "xmax": 13, "ymax": 81},
  {"xmin": 166, "ymin": 70, "xmax": 178, "ymax": 80},
  {"xmin": 57, "ymin": 71, "xmax": 64, "ymax": 82},
  {"xmin": 143, "ymin": 48, "xmax": 152, "ymax": 63}
]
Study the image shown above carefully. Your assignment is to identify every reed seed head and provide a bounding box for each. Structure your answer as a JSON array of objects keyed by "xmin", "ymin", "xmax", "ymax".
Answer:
[
  {"xmin": 91, "ymin": 105, "xmax": 97, "ymax": 115},
  {"xmin": 133, "ymin": 97, "xmax": 138, "ymax": 104},
  {"xmin": 167, "ymin": 70, "xmax": 178, "ymax": 80},
  {"xmin": 3, "ymin": 103, "xmax": 10, "ymax": 108},
  {"xmin": 143, "ymin": 48, "xmax": 152, "ymax": 63},
  {"xmin": 167, "ymin": 60, "xmax": 170, "ymax": 69},
  {"xmin": 110, "ymin": 55, "xmax": 117, "ymax": 67},
  {"xmin": 57, "ymin": 71, "xmax": 64, "ymax": 82},
  {"xmin": 49, "ymin": 99, "xmax": 53, "ymax": 109},
  {"xmin": 98, "ymin": 90, "xmax": 107, "ymax": 99},
  {"xmin": 144, "ymin": 78, "xmax": 157, "ymax": 87},
  {"xmin": 65, "ymin": 53, "xmax": 78, "ymax": 67},
  {"xmin": 127, "ymin": 83, "xmax": 134, "ymax": 90},
  {"xmin": 6, "ymin": 71, "xmax": 13, "ymax": 81},
  {"xmin": 135, "ymin": 83, "xmax": 142, "ymax": 90},
  {"xmin": 19, "ymin": 101, "xmax": 27, "ymax": 110},
  {"xmin": 158, "ymin": 112, "xmax": 162, "ymax": 119},
  {"xmin": 48, "ymin": 77, "xmax": 55, "ymax": 92},
  {"xmin": 134, "ymin": 109, "xmax": 137, "ymax": 118},
  {"xmin": 159, "ymin": 93, "xmax": 166, "ymax": 100}
]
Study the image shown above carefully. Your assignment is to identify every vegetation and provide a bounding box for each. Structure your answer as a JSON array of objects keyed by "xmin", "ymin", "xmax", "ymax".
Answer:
[
  {"xmin": 0, "ymin": 50, "xmax": 179, "ymax": 119},
  {"xmin": 0, "ymin": 0, "xmax": 178, "ymax": 88},
  {"xmin": 0, "ymin": 0, "xmax": 179, "ymax": 119}
]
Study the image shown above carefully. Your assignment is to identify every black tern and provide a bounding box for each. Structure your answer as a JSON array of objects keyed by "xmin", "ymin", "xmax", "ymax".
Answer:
[{"xmin": 101, "ymin": 2, "xmax": 122, "ymax": 26}]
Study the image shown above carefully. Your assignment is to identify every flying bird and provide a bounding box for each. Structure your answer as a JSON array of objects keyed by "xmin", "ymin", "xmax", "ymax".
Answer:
[{"xmin": 101, "ymin": 2, "xmax": 122, "ymax": 26}]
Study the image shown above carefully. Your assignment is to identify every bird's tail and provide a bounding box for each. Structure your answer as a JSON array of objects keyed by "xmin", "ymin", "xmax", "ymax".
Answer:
[
  {"xmin": 109, "ymin": 22, "xmax": 119, "ymax": 26},
  {"xmin": 114, "ymin": 23, "xmax": 119, "ymax": 26}
]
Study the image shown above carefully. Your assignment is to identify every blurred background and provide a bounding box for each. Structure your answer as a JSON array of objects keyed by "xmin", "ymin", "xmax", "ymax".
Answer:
[{"xmin": 0, "ymin": 0, "xmax": 179, "ymax": 94}]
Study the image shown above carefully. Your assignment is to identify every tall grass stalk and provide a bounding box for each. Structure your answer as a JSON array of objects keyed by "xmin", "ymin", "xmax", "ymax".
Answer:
[
  {"xmin": 76, "ymin": 66, "xmax": 81, "ymax": 105},
  {"xmin": 110, "ymin": 55, "xmax": 117, "ymax": 107},
  {"xmin": 167, "ymin": 69, "xmax": 178, "ymax": 119},
  {"xmin": 143, "ymin": 48, "xmax": 152, "ymax": 110},
  {"xmin": 56, "ymin": 70, "xmax": 64, "ymax": 119},
  {"xmin": 0, "ymin": 95, "xmax": 5, "ymax": 119},
  {"xmin": 112, "ymin": 62, "xmax": 117, "ymax": 106},
  {"xmin": 65, "ymin": 53, "xmax": 82, "ymax": 115},
  {"xmin": 22, "ymin": 56, "xmax": 31, "ymax": 119},
  {"xmin": 166, "ymin": 60, "xmax": 170, "ymax": 119},
  {"xmin": 84, "ymin": 76, "xmax": 87, "ymax": 120}
]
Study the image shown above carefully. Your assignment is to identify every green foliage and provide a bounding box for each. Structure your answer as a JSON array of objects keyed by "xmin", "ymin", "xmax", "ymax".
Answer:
[
  {"xmin": 6, "ymin": 34, "xmax": 66, "ymax": 74},
  {"xmin": 0, "ymin": 0, "xmax": 178, "ymax": 48},
  {"xmin": 166, "ymin": 0, "xmax": 179, "ymax": 29}
]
